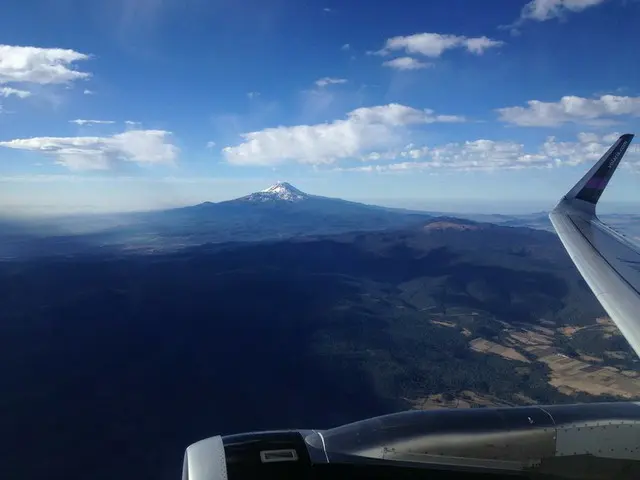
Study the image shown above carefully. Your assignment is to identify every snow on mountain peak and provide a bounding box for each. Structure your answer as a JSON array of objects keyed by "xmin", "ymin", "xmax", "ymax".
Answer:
[{"xmin": 259, "ymin": 182, "xmax": 308, "ymax": 201}]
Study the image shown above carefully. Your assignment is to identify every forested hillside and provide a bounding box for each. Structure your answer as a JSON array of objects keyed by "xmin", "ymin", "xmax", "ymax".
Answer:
[{"xmin": 1, "ymin": 219, "xmax": 636, "ymax": 480}]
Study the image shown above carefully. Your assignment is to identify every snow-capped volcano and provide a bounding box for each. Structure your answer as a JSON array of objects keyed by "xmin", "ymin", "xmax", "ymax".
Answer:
[
  {"xmin": 159, "ymin": 182, "xmax": 434, "ymax": 243},
  {"xmin": 239, "ymin": 182, "xmax": 310, "ymax": 203},
  {"xmin": 260, "ymin": 182, "xmax": 306, "ymax": 200}
]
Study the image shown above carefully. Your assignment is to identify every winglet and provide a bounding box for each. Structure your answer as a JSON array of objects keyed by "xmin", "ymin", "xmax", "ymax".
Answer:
[{"xmin": 561, "ymin": 133, "xmax": 634, "ymax": 215}]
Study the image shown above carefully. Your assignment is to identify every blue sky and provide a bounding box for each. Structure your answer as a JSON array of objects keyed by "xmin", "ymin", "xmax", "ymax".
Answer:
[{"xmin": 0, "ymin": 0, "xmax": 639, "ymax": 214}]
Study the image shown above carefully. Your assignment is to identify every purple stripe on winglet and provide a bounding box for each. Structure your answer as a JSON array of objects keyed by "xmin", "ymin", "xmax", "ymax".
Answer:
[{"xmin": 585, "ymin": 177, "xmax": 608, "ymax": 189}]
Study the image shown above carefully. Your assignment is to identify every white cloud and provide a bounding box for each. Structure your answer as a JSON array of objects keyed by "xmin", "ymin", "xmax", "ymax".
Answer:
[
  {"xmin": 125, "ymin": 120, "xmax": 141, "ymax": 126},
  {"xmin": 0, "ymin": 45, "xmax": 91, "ymax": 85},
  {"xmin": 0, "ymin": 130, "xmax": 178, "ymax": 171},
  {"xmin": 83, "ymin": 89, "xmax": 95, "ymax": 95},
  {"xmin": 314, "ymin": 77, "xmax": 347, "ymax": 88},
  {"xmin": 383, "ymin": 57, "xmax": 431, "ymax": 70},
  {"xmin": 223, "ymin": 104, "xmax": 465, "ymax": 166},
  {"xmin": 464, "ymin": 37, "xmax": 505, "ymax": 54},
  {"xmin": 70, "ymin": 119, "xmax": 116, "ymax": 126},
  {"xmin": 376, "ymin": 32, "xmax": 503, "ymax": 58},
  {"xmin": 541, "ymin": 131, "xmax": 640, "ymax": 166},
  {"xmin": 497, "ymin": 94, "xmax": 640, "ymax": 126},
  {"xmin": 576, "ymin": 132, "xmax": 600, "ymax": 143},
  {"xmin": 247, "ymin": 91, "xmax": 260, "ymax": 99},
  {"xmin": 602, "ymin": 132, "xmax": 624, "ymax": 143},
  {"xmin": 541, "ymin": 136, "xmax": 604, "ymax": 166},
  {"xmin": 519, "ymin": 0, "xmax": 607, "ymax": 22},
  {"xmin": 389, "ymin": 140, "xmax": 549, "ymax": 172},
  {"xmin": 341, "ymin": 43, "xmax": 350, "ymax": 51},
  {"xmin": 336, "ymin": 132, "xmax": 640, "ymax": 173},
  {"xmin": 0, "ymin": 86, "xmax": 31, "ymax": 98},
  {"xmin": 362, "ymin": 150, "xmax": 406, "ymax": 162},
  {"xmin": 206, "ymin": 141, "xmax": 216, "ymax": 148},
  {"xmin": 350, "ymin": 104, "xmax": 465, "ymax": 125}
]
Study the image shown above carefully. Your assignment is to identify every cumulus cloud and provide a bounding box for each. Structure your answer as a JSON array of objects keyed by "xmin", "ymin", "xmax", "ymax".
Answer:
[
  {"xmin": 83, "ymin": 89, "xmax": 95, "ymax": 95},
  {"xmin": 383, "ymin": 57, "xmax": 431, "ymax": 70},
  {"xmin": 0, "ymin": 130, "xmax": 178, "ymax": 171},
  {"xmin": 222, "ymin": 104, "xmax": 465, "ymax": 166},
  {"xmin": 519, "ymin": 0, "xmax": 607, "ymax": 22},
  {"xmin": 0, "ymin": 86, "xmax": 31, "ymax": 98},
  {"xmin": 0, "ymin": 45, "xmax": 91, "ymax": 85},
  {"xmin": 336, "ymin": 132, "xmax": 640, "ymax": 173},
  {"xmin": 376, "ymin": 32, "xmax": 503, "ymax": 58},
  {"xmin": 314, "ymin": 77, "xmax": 347, "ymax": 88},
  {"xmin": 497, "ymin": 94, "xmax": 640, "ymax": 126},
  {"xmin": 70, "ymin": 119, "xmax": 116, "ymax": 126}
]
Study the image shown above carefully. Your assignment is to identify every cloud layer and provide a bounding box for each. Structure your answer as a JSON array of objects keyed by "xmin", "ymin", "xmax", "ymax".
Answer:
[
  {"xmin": 497, "ymin": 95, "xmax": 640, "ymax": 127},
  {"xmin": 0, "ymin": 45, "xmax": 91, "ymax": 85},
  {"xmin": 0, "ymin": 130, "xmax": 178, "ymax": 170},
  {"xmin": 223, "ymin": 104, "xmax": 465, "ymax": 166},
  {"xmin": 336, "ymin": 132, "xmax": 640, "ymax": 173}
]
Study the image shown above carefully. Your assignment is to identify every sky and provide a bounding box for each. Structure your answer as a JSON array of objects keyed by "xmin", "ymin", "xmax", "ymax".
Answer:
[{"xmin": 1, "ymin": 0, "xmax": 640, "ymax": 215}]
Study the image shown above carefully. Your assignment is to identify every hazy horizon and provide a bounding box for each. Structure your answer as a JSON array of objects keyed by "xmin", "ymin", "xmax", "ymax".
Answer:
[{"xmin": 3, "ymin": 184, "xmax": 639, "ymax": 218}]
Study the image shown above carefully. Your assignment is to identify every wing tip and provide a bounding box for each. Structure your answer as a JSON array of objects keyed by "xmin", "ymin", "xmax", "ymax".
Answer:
[{"xmin": 560, "ymin": 133, "xmax": 635, "ymax": 213}]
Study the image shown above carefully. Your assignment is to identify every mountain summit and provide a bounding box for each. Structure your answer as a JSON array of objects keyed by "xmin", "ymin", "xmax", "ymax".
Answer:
[
  {"xmin": 239, "ymin": 181, "xmax": 310, "ymax": 203},
  {"xmin": 261, "ymin": 182, "xmax": 307, "ymax": 200}
]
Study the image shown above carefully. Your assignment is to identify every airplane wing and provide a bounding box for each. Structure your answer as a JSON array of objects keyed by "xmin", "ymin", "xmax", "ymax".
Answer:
[{"xmin": 549, "ymin": 133, "xmax": 640, "ymax": 358}]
